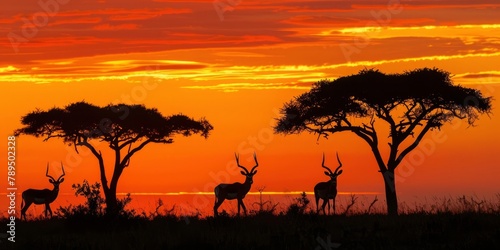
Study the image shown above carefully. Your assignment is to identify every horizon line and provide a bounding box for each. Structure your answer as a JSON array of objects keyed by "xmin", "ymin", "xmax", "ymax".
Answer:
[
  {"xmin": 1, "ymin": 191, "xmax": 381, "ymax": 196},
  {"xmin": 73, "ymin": 191, "xmax": 380, "ymax": 196}
]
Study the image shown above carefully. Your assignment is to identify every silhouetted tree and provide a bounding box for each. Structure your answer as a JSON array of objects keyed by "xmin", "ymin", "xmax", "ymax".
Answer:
[
  {"xmin": 274, "ymin": 68, "xmax": 492, "ymax": 216},
  {"xmin": 15, "ymin": 101, "xmax": 213, "ymax": 216}
]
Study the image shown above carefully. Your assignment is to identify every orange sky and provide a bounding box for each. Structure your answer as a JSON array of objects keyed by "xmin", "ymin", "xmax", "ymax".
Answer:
[{"xmin": 1, "ymin": 0, "xmax": 499, "ymax": 212}]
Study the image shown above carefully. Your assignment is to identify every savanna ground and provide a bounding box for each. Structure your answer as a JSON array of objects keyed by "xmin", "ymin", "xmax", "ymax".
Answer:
[{"xmin": 1, "ymin": 182, "xmax": 499, "ymax": 250}]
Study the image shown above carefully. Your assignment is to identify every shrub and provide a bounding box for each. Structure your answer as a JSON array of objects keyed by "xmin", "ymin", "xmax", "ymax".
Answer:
[
  {"xmin": 285, "ymin": 192, "xmax": 310, "ymax": 215},
  {"xmin": 57, "ymin": 180, "xmax": 135, "ymax": 219}
]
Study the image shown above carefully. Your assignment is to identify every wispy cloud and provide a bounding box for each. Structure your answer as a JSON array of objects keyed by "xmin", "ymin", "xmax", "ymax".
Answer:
[
  {"xmin": 93, "ymin": 23, "xmax": 139, "ymax": 30},
  {"xmin": 458, "ymin": 71, "xmax": 500, "ymax": 79},
  {"xmin": 182, "ymin": 82, "xmax": 311, "ymax": 92},
  {"xmin": 0, "ymin": 65, "xmax": 19, "ymax": 73}
]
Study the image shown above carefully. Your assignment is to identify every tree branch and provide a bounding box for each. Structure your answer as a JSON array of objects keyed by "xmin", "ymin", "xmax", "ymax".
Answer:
[
  {"xmin": 321, "ymin": 125, "xmax": 374, "ymax": 144},
  {"xmin": 120, "ymin": 138, "xmax": 156, "ymax": 167},
  {"xmin": 394, "ymin": 119, "xmax": 434, "ymax": 167},
  {"xmin": 358, "ymin": 130, "xmax": 387, "ymax": 172},
  {"xmin": 118, "ymin": 132, "xmax": 145, "ymax": 150},
  {"xmin": 43, "ymin": 134, "xmax": 66, "ymax": 142},
  {"xmin": 397, "ymin": 103, "xmax": 436, "ymax": 143},
  {"xmin": 76, "ymin": 138, "xmax": 109, "ymax": 192}
]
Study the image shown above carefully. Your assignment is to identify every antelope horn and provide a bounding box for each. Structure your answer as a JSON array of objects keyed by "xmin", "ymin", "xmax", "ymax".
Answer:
[
  {"xmin": 46, "ymin": 163, "xmax": 56, "ymax": 182},
  {"xmin": 321, "ymin": 153, "xmax": 334, "ymax": 174},
  {"xmin": 249, "ymin": 152, "xmax": 259, "ymax": 173},
  {"xmin": 235, "ymin": 153, "xmax": 249, "ymax": 174},
  {"xmin": 333, "ymin": 152, "xmax": 342, "ymax": 174},
  {"xmin": 57, "ymin": 162, "xmax": 66, "ymax": 181}
]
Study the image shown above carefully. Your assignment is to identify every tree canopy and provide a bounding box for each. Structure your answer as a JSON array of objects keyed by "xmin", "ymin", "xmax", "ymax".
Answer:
[
  {"xmin": 275, "ymin": 67, "xmax": 492, "ymax": 215},
  {"xmin": 17, "ymin": 101, "xmax": 212, "ymax": 145}
]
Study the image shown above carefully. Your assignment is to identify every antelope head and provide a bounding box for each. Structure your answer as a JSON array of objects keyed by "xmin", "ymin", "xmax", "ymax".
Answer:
[
  {"xmin": 321, "ymin": 152, "xmax": 342, "ymax": 181},
  {"xmin": 235, "ymin": 152, "xmax": 259, "ymax": 184},
  {"xmin": 46, "ymin": 162, "xmax": 65, "ymax": 188}
]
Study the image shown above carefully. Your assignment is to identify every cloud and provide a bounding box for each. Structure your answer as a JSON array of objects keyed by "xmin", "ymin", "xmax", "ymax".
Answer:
[
  {"xmin": 456, "ymin": 71, "xmax": 500, "ymax": 79},
  {"xmin": 107, "ymin": 64, "xmax": 207, "ymax": 73},
  {"xmin": 50, "ymin": 7, "xmax": 192, "ymax": 18},
  {"xmin": 93, "ymin": 23, "xmax": 139, "ymax": 30},
  {"xmin": 0, "ymin": 66, "xmax": 19, "ymax": 73},
  {"xmin": 48, "ymin": 17, "xmax": 102, "ymax": 26},
  {"xmin": 108, "ymin": 8, "xmax": 192, "ymax": 21},
  {"xmin": 0, "ymin": 0, "xmax": 498, "ymax": 88},
  {"xmin": 181, "ymin": 82, "xmax": 311, "ymax": 92},
  {"xmin": 352, "ymin": 1, "xmax": 500, "ymax": 10},
  {"xmin": 214, "ymin": 52, "xmax": 272, "ymax": 58}
]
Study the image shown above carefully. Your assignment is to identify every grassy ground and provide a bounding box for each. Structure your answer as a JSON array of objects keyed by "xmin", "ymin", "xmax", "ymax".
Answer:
[
  {"xmin": 2, "ymin": 192, "xmax": 499, "ymax": 250},
  {"xmin": 1, "ymin": 211, "xmax": 499, "ymax": 250}
]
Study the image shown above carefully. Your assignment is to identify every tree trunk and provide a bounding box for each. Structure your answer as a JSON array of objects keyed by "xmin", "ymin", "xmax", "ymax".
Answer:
[
  {"xmin": 104, "ymin": 187, "xmax": 118, "ymax": 216},
  {"xmin": 84, "ymin": 143, "xmax": 116, "ymax": 215},
  {"xmin": 104, "ymin": 162, "xmax": 125, "ymax": 217},
  {"xmin": 382, "ymin": 170, "xmax": 398, "ymax": 216},
  {"xmin": 94, "ymin": 153, "xmax": 119, "ymax": 217}
]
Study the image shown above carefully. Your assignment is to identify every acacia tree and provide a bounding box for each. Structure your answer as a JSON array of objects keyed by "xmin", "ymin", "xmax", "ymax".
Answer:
[
  {"xmin": 15, "ymin": 101, "xmax": 213, "ymax": 216},
  {"xmin": 274, "ymin": 68, "xmax": 492, "ymax": 216}
]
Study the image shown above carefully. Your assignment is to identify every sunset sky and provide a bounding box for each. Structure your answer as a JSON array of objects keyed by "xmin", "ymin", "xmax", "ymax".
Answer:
[{"xmin": 1, "ymin": 0, "xmax": 499, "ymax": 214}]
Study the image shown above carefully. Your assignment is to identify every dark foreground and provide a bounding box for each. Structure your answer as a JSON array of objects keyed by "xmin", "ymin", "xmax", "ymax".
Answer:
[{"xmin": 1, "ymin": 212, "xmax": 499, "ymax": 250}]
